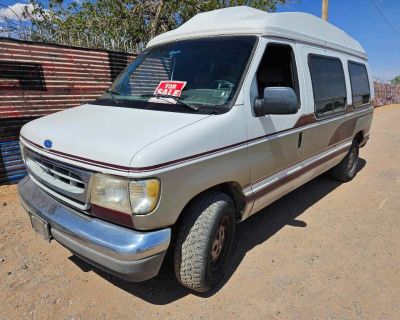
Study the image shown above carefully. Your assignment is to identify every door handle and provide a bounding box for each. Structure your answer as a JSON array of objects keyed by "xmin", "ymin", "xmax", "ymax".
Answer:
[
  {"xmin": 298, "ymin": 132, "xmax": 304, "ymax": 154},
  {"xmin": 298, "ymin": 132, "xmax": 303, "ymax": 149}
]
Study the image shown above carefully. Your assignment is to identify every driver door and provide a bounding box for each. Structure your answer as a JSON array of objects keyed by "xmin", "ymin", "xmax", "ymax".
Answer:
[{"xmin": 241, "ymin": 38, "xmax": 306, "ymax": 217}]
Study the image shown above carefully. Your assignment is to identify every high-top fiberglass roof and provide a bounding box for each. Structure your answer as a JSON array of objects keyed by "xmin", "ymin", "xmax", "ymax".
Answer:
[{"xmin": 147, "ymin": 6, "xmax": 366, "ymax": 59}]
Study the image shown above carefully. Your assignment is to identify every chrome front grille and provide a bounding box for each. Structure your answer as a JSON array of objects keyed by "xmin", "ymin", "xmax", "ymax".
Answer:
[
  {"xmin": 34, "ymin": 157, "xmax": 85, "ymax": 191},
  {"xmin": 24, "ymin": 148, "xmax": 92, "ymax": 208}
]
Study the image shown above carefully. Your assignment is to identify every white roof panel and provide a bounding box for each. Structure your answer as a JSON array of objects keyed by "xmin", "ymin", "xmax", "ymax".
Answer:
[{"xmin": 147, "ymin": 6, "xmax": 367, "ymax": 59}]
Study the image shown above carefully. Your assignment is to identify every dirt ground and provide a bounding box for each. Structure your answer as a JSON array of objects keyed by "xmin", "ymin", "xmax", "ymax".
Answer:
[{"xmin": 1, "ymin": 105, "xmax": 399, "ymax": 320}]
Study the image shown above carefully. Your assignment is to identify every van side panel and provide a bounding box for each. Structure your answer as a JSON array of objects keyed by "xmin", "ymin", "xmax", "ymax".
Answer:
[
  {"xmin": 242, "ymin": 40, "xmax": 374, "ymax": 219},
  {"xmin": 248, "ymin": 144, "xmax": 349, "ymax": 214},
  {"xmin": 297, "ymin": 44, "xmax": 374, "ymax": 162}
]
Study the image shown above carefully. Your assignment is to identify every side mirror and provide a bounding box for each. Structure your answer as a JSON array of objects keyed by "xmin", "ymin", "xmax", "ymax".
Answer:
[{"xmin": 254, "ymin": 87, "xmax": 298, "ymax": 117}]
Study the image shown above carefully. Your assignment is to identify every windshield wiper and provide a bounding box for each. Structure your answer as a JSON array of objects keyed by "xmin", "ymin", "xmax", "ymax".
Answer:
[
  {"xmin": 105, "ymin": 88, "xmax": 121, "ymax": 104},
  {"xmin": 139, "ymin": 94, "xmax": 199, "ymax": 111}
]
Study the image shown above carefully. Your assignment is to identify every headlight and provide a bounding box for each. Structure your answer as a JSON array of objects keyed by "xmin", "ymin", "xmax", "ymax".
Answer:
[
  {"xmin": 129, "ymin": 179, "xmax": 160, "ymax": 214},
  {"xmin": 91, "ymin": 174, "xmax": 131, "ymax": 214},
  {"xmin": 90, "ymin": 174, "xmax": 160, "ymax": 215},
  {"xmin": 19, "ymin": 141, "xmax": 26, "ymax": 162}
]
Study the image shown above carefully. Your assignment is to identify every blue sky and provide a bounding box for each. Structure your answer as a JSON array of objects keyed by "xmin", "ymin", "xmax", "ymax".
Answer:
[
  {"xmin": 1, "ymin": 0, "xmax": 399, "ymax": 81},
  {"xmin": 277, "ymin": 0, "xmax": 400, "ymax": 81}
]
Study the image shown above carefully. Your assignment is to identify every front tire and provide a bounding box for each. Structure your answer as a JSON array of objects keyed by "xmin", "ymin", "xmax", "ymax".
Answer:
[
  {"xmin": 330, "ymin": 140, "xmax": 359, "ymax": 182},
  {"xmin": 174, "ymin": 191, "xmax": 236, "ymax": 292}
]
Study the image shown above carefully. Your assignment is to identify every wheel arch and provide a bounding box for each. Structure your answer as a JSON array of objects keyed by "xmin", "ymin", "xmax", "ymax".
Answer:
[
  {"xmin": 170, "ymin": 181, "xmax": 246, "ymax": 244},
  {"xmin": 354, "ymin": 130, "xmax": 364, "ymax": 145}
]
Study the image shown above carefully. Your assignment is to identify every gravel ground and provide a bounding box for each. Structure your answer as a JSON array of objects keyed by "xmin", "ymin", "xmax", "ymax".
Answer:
[{"xmin": 1, "ymin": 104, "xmax": 399, "ymax": 320}]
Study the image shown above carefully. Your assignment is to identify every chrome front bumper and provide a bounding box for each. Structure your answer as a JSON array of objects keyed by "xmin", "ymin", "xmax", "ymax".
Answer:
[{"xmin": 18, "ymin": 176, "xmax": 171, "ymax": 282}]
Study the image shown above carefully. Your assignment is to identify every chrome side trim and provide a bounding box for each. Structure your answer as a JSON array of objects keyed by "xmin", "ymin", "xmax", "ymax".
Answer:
[
  {"xmin": 247, "ymin": 106, "xmax": 373, "ymax": 148},
  {"xmin": 243, "ymin": 139, "xmax": 352, "ymax": 197},
  {"xmin": 19, "ymin": 106, "xmax": 373, "ymax": 174}
]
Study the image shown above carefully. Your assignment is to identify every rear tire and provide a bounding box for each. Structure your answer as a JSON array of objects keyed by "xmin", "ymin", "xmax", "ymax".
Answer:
[
  {"xmin": 174, "ymin": 191, "xmax": 236, "ymax": 292},
  {"xmin": 330, "ymin": 140, "xmax": 359, "ymax": 182}
]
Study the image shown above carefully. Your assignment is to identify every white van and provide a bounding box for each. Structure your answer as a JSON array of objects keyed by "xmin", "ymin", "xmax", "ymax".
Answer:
[{"xmin": 18, "ymin": 7, "xmax": 374, "ymax": 292}]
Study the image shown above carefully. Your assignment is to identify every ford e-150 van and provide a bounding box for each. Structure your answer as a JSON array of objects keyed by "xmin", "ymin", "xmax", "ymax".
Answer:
[{"xmin": 18, "ymin": 6, "xmax": 374, "ymax": 292}]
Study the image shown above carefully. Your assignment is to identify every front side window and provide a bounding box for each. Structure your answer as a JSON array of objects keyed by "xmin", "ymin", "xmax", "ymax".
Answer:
[
  {"xmin": 308, "ymin": 55, "xmax": 347, "ymax": 117},
  {"xmin": 94, "ymin": 36, "xmax": 257, "ymax": 114},
  {"xmin": 256, "ymin": 43, "xmax": 300, "ymax": 102},
  {"xmin": 348, "ymin": 61, "xmax": 370, "ymax": 108}
]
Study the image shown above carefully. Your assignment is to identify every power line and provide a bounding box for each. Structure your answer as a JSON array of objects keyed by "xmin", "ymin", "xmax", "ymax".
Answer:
[{"xmin": 369, "ymin": 0, "xmax": 400, "ymax": 36}]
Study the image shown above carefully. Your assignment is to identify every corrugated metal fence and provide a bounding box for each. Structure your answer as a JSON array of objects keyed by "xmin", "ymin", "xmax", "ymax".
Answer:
[{"xmin": 0, "ymin": 38, "xmax": 135, "ymax": 184}]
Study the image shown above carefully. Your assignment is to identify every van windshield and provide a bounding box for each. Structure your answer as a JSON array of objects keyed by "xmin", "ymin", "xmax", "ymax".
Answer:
[{"xmin": 94, "ymin": 36, "xmax": 257, "ymax": 114}]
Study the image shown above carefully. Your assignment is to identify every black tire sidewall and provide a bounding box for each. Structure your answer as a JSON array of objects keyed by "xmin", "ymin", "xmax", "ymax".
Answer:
[
  {"xmin": 330, "ymin": 139, "xmax": 360, "ymax": 182},
  {"xmin": 204, "ymin": 205, "xmax": 236, "ymax": 289},
  {"xmin": 174, "ymin": 192, "xmax": 236, "ymax": 292},
  {"xmin": 346, "ymin": 144, "xmax": 359, "ymax": 179}
]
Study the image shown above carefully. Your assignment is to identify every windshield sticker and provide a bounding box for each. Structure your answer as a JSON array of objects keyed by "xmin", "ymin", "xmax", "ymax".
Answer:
[
  {"xmin": 154, "ymin": 80, "xmax": 186, "ymax": 97},
  {"xmin": 148, "ymin": 97, "xmax": 177, "ymax": 104}
]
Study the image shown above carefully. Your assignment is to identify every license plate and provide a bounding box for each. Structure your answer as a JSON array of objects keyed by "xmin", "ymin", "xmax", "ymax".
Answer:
[{"xmin": 29, "ymin": 213, "xmax": 51, "ymax": 242}]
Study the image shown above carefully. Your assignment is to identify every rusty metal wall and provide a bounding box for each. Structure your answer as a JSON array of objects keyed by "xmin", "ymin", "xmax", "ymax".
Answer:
[
  {"xmin": 374, "ymin": 81, "xmax": 400, "ymax": 107},
  {"xmin": 0, "ymin": 38, "xmax": 135, "ymax": 184},
  {"xmin": 0, "ymin": 117, "xmax": 32, "ymax": 184}
]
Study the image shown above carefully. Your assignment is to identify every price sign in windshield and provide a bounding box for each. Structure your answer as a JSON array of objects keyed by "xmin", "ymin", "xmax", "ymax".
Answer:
[{"xmin": 154, "ymin": 81, "xmax": 186, "ymax": 97}]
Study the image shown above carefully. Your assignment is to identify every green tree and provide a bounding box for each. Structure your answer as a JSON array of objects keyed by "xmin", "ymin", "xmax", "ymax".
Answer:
[
  {"xmin": 24, "ymin": 0, "xmax": 293, "ymax": 52},
  {"xmin": 390, "ymin": 75, "xmax": 400, "ymax": 85}
]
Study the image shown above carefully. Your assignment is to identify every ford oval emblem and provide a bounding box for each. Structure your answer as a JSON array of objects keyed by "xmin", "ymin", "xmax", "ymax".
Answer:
[{"xmin": 43, "ymin": 139, "xmax": 53, "ymax": 149}]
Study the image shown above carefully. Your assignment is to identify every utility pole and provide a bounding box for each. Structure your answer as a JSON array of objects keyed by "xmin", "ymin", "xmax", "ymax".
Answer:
[{"xmin": 322, "ymin": 0, "xmax": 328, "ymax": 21}]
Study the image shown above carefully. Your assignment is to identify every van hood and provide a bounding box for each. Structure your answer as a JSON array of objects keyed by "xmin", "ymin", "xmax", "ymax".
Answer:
[{"xmin": 21, "ymin": 104, "xmax": 209, "ymax": 170}]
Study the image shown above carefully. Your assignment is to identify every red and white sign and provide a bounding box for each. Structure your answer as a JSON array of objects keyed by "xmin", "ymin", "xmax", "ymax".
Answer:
[{"xmin": 154, "ymin": 80, "xmax": 186, "ymax": 97}]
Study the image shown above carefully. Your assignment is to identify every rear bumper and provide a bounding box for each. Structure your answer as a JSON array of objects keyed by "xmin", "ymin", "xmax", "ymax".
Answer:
[{"xmin": 17, "ymin": 176, "xmax": 171, "ymax": 282}]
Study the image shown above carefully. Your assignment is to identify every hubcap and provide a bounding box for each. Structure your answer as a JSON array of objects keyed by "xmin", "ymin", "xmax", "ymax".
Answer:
[{"xmin": 210, "ymin": 216, "xmax": 229, "ymax": 269}]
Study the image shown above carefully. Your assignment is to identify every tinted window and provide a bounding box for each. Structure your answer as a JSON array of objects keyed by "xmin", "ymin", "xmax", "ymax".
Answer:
[
  {"xmin": 348, "ymin": 62, "xmax": 370, "ymax": 107},
  {"xmin": 309, "ymin": 55, "xmax": 347, "ymax": 116},
  {"xmin": 256, "ymin": 44, "xmax": 300, "ymax": 103}
]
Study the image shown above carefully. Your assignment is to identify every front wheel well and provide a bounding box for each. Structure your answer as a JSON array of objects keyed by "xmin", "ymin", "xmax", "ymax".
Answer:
[
  {"xmin": 185, "ymin": 182, "xmax": 246, "ymax": 221},
  {"xmin": 170, "ymin": 182, "xmax": 246, "ymax": 246},
  {"xmin": 216, "ymin": 182, "xmax": 247, "ymax": 220},
  {"xmin": 354, "ymin": 131, "xmax": 364, "ymax": 145}
]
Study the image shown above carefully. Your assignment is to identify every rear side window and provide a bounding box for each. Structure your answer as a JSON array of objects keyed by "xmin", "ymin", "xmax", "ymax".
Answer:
[
  {"xmin": 348, "ymin": 61, "xmax": 370, "ymax": 107},
  {"xmin": 308, "ymin": 55, "xmax": 347, "ymax": 117}
]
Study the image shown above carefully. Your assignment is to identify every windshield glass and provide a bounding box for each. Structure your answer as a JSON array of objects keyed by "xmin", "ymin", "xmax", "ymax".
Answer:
[{"xmin": 95, "ymin": 36, "xmax": 257, "ymax": 114}]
